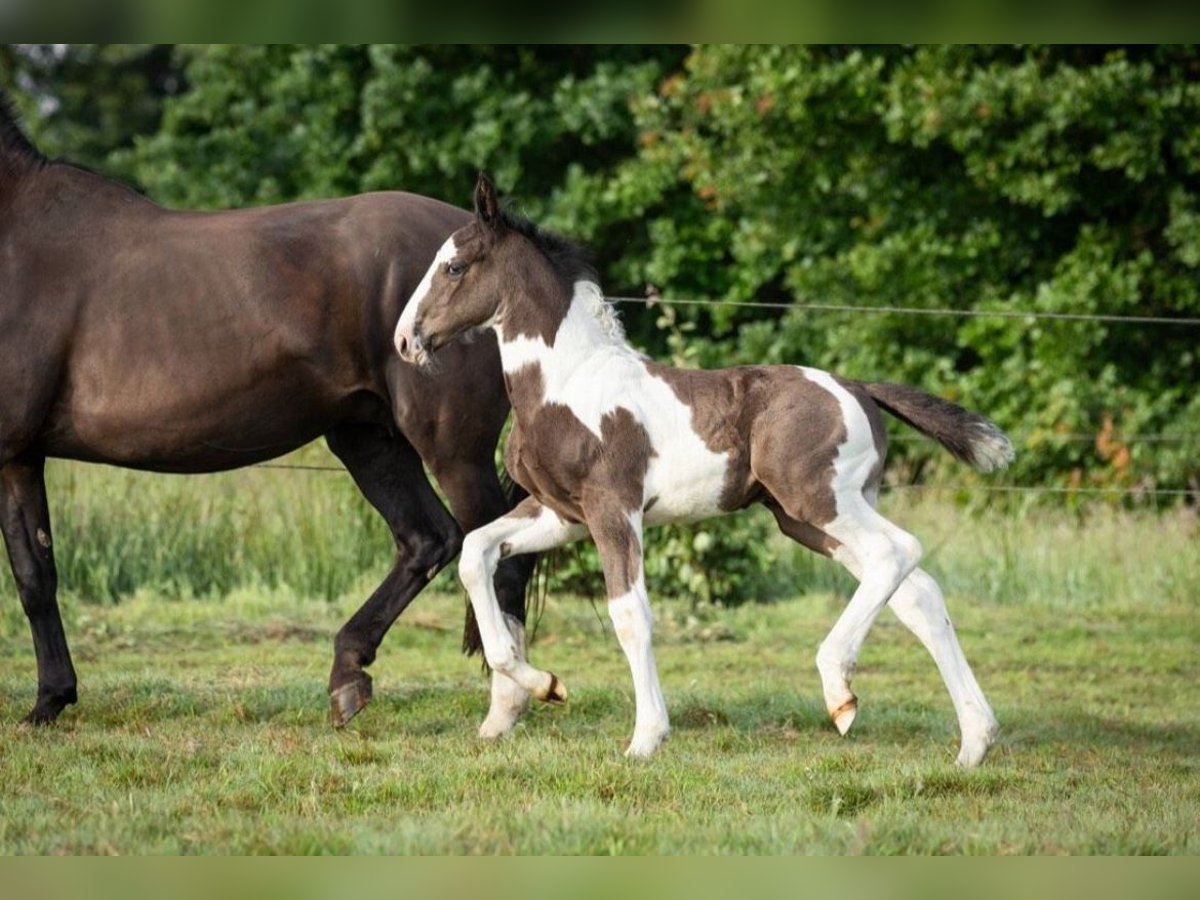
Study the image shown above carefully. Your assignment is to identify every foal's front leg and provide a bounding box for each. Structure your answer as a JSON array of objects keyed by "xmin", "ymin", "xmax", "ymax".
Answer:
[
  {"xmin": 588, "ymin": 507, "xmax": 669, "ymax": 757},
  {"xmin": 458, "ymin": 498, "xmax": 585, "ymax": 726}
]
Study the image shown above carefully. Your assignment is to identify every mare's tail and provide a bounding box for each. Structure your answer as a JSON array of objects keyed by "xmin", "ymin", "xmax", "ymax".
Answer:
[{"xmin": 861, "ymin": 381, "xmax": 1015, "ymax": 473}]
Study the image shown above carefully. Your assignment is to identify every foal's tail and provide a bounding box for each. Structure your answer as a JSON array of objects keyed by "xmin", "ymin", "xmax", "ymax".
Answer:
[{"xmin": 861, "ymin": 381, "xmax": 1015, "ymax": 473}]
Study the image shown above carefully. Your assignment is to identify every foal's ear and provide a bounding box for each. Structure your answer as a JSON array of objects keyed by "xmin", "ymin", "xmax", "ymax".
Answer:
[{"xmin": 474, "ymin": 171, "xmax": 501, "ymax": 230}]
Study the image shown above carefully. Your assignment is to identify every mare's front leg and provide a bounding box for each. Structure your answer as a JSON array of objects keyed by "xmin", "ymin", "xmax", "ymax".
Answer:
[
  {"xmin": 458, "ymin": 498, "xmax": 585, "ymax": 727},
  {"xmin": 0, "ymin": 457, "xmax": 77, "ymax": 724},
  {"xmin": 587, "ymin": 507, "xmax": 669, "ymax": 757},
  {"xmin": 392, "ymin": 348, "xmax": 538, "ymax": 737}
]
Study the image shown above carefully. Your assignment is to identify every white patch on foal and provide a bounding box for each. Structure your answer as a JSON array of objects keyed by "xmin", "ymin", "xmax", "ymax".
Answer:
[
  {"xmin": 393, "ymin": 234, "xmax": 458, "ymax": 355},
  {"xmin": 499, "ymin": 280, "xmax": 730, "ymax": 523}
]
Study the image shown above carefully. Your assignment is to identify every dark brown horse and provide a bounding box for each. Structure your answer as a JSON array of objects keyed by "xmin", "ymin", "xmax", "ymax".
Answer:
[
  {"xmin": 395, "ymin": 174, "xmax": 1013, "ymax": 766},
  {"xmin": 0, "ymin": 92, "xmax": 532, "ymax": 727}
]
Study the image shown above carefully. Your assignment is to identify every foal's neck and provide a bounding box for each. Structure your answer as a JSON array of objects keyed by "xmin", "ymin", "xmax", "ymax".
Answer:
[
  {"xmin": 498, "ymin": 279, "xmax": 628, "ymax": 360},
  {"xmin": 496, "ymin": 278, "xmax": 635, "ymax": 414}
]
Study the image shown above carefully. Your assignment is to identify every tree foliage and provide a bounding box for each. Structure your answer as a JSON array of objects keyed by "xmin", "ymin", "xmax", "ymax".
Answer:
[
  {"xmin": 552, "ymin": 45, "xmax": 1200, "ymax": 493},
  {"xmin": 4, "ymin": 44, "xmax": 1198, "ymax": 603}
]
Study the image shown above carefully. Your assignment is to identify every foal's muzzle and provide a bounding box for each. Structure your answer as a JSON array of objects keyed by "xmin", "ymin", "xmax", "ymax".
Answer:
[{"xmin": 395, "ymin": 324, "xmax": 427, "ymax": 365}]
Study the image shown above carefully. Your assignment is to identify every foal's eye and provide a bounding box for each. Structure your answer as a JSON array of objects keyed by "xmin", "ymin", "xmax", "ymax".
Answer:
[{"xmin": 446, "ymin": 261, "xmax": 468, "ymax": 278}]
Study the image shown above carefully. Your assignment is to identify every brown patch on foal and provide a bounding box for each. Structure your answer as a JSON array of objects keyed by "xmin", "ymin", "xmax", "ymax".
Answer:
[
  {"xmin": 650, "ymin": 364, "xmax": 857, "ymax": 530},
  {"xmin": 494, "ymin": 236, "xmax": 572, "ymax": 346},
  {"xmin": 502, "ymin": 361, "xmax": 653, "ymax": 596}
]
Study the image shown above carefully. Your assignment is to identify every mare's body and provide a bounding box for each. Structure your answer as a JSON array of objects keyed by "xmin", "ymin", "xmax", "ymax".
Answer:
[{"xmin": 0, "ymin": 94, "xmax": 530, "ymax": 725}]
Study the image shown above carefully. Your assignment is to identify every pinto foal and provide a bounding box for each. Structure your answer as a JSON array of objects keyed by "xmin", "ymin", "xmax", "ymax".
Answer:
[{"xmin": 396, "ymin": 175, "xmax": 1013, "ymax": 765}]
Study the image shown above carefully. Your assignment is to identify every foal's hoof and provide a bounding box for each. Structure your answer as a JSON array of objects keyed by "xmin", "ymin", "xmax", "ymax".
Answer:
[
  {"xmin": 829, "ymin": 695, "xmax": 858, "ymax": 736},
  {"xmin": 955, "ymin": 720, "xmax": 1000, "ymax": 768},
  {"xmin": 537, "ymin": 673, "xmax": 568, "ymax": 705},
  {"xmin": 330, "ymin": 673, "xmax": 373, "ymax": 728}
]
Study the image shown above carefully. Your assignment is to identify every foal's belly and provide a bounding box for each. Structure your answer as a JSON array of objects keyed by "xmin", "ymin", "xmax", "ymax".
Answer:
[{"xmin": 640, "ymin": 439, "xmax": 731, "ymax": 526}]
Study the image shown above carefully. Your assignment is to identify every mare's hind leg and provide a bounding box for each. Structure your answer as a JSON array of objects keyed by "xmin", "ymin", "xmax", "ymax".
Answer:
[
  {"xmin": 888, "ymin": 570, "xmax": 999, "ymax": 766},
  {"xmin": 0, "ymin": 457, "xmax": 77, "ymax": 724},
  {"xmin": 325, "ymin": 424, "xmax": 463, "ymax": 727}
]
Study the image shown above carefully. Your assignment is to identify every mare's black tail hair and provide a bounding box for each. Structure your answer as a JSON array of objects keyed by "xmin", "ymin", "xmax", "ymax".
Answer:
[{"xmin": 0, "ymin": 87, "xmax": 47, "ymax": 170}]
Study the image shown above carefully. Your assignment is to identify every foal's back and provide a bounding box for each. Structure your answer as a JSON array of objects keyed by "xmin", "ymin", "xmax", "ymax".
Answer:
[{"xmin": 639, "ymin": 361, "xmax": 885, "ymax": 523}]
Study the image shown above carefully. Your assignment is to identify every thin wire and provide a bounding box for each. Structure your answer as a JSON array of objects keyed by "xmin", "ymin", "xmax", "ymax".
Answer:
[
  {"xmin": 254, "ymin": 462, "xmax": 345, "ymax": 472},
  {"xmin": 248, "ymin": 461, "xmax": 1193, "ymax": 498},
  {"xmin": 884, "ymin": 483, "xmax": 1195, "ymax": 497},
  {"xmin": 889, "ymin": 432, "xmax": 1198, "ymax": 444},
  {"xmin": 610, "ymin": 295, "xmax": 1200, "ymax": 327}
]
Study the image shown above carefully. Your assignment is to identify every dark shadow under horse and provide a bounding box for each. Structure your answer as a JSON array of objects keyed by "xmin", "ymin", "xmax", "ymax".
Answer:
[{"xmin": 0, "ymin": 92, "xmax": 531, "ymax": 726}]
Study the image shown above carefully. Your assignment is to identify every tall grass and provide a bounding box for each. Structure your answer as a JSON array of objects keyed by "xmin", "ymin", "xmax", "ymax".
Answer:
[
  {"xmin": 0, "ymin": 461, "xmax": 1195, "ymax": 853},
  {"xmin": 1, "ymin": 447, "xmax": 1195, "ymax": 620},
  {"xmin": 32, "ymin": 446, "xmax": 393, "ymax": 606}
]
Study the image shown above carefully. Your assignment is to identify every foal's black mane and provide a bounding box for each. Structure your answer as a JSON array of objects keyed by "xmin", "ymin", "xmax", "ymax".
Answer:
[
  {"xmin": 500, "ymin": 207, "xmax": 598, "ymax": 287},
  {"xmin": 0, "ymin": 89, "xmax": 47, "ymax": 170}
]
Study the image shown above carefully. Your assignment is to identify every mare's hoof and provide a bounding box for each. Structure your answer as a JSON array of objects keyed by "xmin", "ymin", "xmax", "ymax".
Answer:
[
  {"xmin": 830, "ymin": 695, "xmax": 858, "ymax": 736},
  {"xmin": 19, "ymin": 690, "xmax": 76, "ymax": 727},
  {"xmin": 330, "ymin": 673, "xmax": 373, "ymax": 728},
  {"xmin": 540, "ymin": 673, "xmax": 568, "ymax": 704}
]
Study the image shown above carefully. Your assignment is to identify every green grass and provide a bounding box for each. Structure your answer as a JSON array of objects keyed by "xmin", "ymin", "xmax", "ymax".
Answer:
[{"xmin": 0, "ymin": 490, "xmax": 1197, "ymax": 853}]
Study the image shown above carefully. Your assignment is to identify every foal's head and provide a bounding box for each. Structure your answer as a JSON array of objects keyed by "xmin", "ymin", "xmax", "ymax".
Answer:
[{"xmin": 394, "ymin": 172, "xmax": 591, "ymax": 366}]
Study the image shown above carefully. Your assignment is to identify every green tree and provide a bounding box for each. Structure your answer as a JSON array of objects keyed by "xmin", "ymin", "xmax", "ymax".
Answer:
[
  {"xmin": 558, "ymin": 45, "xmax": 1200, "ymax": 493},
  {"xmin": 0, "ymin": 43, "xmax": 179, "ymax": 181},
  {"xmin": 7, "ymin": 45, "xmax": 1197, "ymax": 605}
]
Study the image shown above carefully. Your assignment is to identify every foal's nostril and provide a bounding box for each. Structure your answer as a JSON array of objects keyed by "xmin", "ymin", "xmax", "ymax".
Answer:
[{"xmin": 397, "ymin": 334, "xmax": 409, "ymax": 358}]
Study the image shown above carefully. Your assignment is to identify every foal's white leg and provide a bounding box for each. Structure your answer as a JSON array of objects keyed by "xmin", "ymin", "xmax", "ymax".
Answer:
[
  {"xmin": 609, "ymin": 575, "xmax": 670, "ymax": 757},
  {"xmin": 888, "ymin": 569, "xmax": 999, "ymax": 767},
  {"xmin": 478, "ymin": 614, "xmax": 530, "ymax": 739},
  {"xmin": 589, "ymin": 510, "xmax": 669, "ymax": 757},
  {"xmin": 459, "ymin": 501, "xmax": 585, "ymax": 713},
  {"xmin": 818, "ymin": 501, "xmax": 923, "ymax": 735}
]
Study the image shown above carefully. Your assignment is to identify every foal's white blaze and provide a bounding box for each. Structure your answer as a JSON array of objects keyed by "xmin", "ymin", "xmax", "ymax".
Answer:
[
  {"xmin": 499, "ymin": 280, "xmax": 730, "ymax": 522},
  {"xmin": 394, "ymin": 235, "xmax": 458, "ymax": 356}
]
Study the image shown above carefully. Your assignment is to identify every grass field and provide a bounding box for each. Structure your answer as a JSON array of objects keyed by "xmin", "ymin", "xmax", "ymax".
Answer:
[{"xmin": 0, "ymin": 462, "xmax": 1197, "ymax": 854}]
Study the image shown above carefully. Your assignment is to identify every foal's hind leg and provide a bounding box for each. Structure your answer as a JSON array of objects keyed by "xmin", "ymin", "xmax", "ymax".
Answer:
[
  {"xmin": 0, "ymin": 457, "xmax": 77, "ymax": 724},
  {"xmin": 767, "ymin": 499, "xmax": 921, "ymax": 735},
  {"xmin": 888, "ymin": 570, "xmax": 999, "ymax": 766},
  {"xmin": 770, "ymin": 501, "xmax": 996, "ymax": 765},
  {"xmin": 325, "ymin": 425, "xmax": 463, "ymax": 726},
  {"xmin": 817, "ymin": 501, "xmax": 923, "ymax": 736}
]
